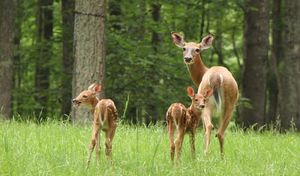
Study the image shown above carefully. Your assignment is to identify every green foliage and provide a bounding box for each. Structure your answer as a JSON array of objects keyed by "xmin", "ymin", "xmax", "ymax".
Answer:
[
  {"xmin": 12, "ymin": 0, "xmax": 245, "ymax": 122},
  {"xmin": 1, "ymin": 121, "xmax": 300, "ymax": 175}
]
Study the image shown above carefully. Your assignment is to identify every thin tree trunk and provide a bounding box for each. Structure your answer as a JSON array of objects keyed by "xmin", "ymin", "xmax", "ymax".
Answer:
[
  {"xmin": 199, "ymin": 0, "xmax": 206, "ymax": 39},
  {"xmin": 267, "ymin": 0, "xmax": 282, "ymax": 124},
  {"xmin": 13, "ymin": 0, "xmax": 23, "ymax": 115},
  {"xmin": 278, "ymin": 0, "xmax": 300, "ymax": 130},
  {"xmin": 71, "ymin": 0, "xmax": 106, "ymax": 123},
  {"xmin": 61, "ymin": 0, "xmax": 75, "ymax": 118},
  {"xmin": 240, "ymin": 0, "xmax": 269, "ymax": 128},
  {"xmin": 145, "ymin": 2, "xmax": 161, "ymax": 125},
  {"xmin": 35, "ymin": 0, "xmax": 53, "ymax": 120},
  {"xmin": 215, "ymin": 1, "xmax": 226, "ymax": 67},
  {"xmin": 0, "ymin": 0, "xmax": 16, "ymax": 119}
]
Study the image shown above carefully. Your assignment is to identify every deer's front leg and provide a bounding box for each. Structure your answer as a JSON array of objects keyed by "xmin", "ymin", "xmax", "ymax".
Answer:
[
  {"xmin": 87, "ymin": 119, "xmax": 100, "ymax": 168},
  {"xmin": 202, "ymin": 107, "xmax": 213, "ymax": 156},
  {"xmin": 189, "ymin": 129, "xmax": 196, "ymax": 159}
]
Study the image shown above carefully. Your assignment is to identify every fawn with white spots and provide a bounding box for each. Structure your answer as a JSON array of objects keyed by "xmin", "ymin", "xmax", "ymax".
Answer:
[{"xmin": 72, "ymin": 83, "xmax": 117, "ymax": 167}]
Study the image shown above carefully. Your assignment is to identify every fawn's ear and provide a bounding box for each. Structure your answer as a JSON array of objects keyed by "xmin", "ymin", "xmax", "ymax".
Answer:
[
  {"xmin": 88, "ymin": 83, "xmax": 102, "ymax": 93},
  {"xmin": 187, "ymin": 86, "xmax": 195, "ymax": 98},
  {"xmin": 200, "ymin": 34, "xmax": 214, "ymax": 50},
  {"xmin": 204, "ymin": 88, "xmax": 213, "ymax": 98},
  {"xmin": 171, "ymin": 32, "xmax": 185, "ymax": 48}
]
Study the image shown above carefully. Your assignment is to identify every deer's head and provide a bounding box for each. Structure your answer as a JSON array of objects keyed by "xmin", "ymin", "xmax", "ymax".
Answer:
[
  {"xmin": 72, "ymin": 83, "xmax": 101, "ymax": 108},
  {"xmin": 187, "ymin": 86, "xmax": 213, "ymax": 111},
  {"xmin": 171, "ymin": 32, "xmax": 214, "ymax": 65}
]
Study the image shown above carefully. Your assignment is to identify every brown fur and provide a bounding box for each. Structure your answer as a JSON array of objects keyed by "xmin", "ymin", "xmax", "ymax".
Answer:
[
  {"xmin": 166, "ymin": 100, "xmax": 201, "ymax": 162},
  {"xmin": 172, "ymin": 32, "xmax": 239, "ymax": 157},
  {"xmin": 171, "ymin": 32, "xmax": 213, "ymax": 86},
  {"xmin": 188, "ymin": 66, "xmax": 239, "ymax": 157},
  {"xmin": 72, "ymin": 83, "xmax": 118, "ymax": 167}
]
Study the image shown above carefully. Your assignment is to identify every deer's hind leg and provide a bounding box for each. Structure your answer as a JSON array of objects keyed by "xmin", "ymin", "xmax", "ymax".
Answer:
[
  {"xmin": 216, "ymin": 102, "xmax": 234, "ymax": 157},
  {"xmin": 87, "ymin": 116, "xmax": 101, "ymax": 167},
  {"xmin": 105, "ymin": 109, "xmax": 117, "ymax": 162},
  {"xmin": 168, "ymin": 119, "xmax": 175, "ymax": 162}
]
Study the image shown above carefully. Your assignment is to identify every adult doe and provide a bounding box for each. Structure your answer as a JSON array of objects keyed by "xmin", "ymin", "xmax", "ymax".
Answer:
[{"xmin": 187, "ymin": 66, "xmax": 238, "ymax": 156}]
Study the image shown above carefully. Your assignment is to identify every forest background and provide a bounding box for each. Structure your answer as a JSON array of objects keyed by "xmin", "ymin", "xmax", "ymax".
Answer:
[{"xmin": 0, "ymin": 0, "xmax": 299, "ymax": 131}]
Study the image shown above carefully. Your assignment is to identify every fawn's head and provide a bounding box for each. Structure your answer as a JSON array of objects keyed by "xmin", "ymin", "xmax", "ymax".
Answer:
[
  {"xmin": 187, "ymin": 86, "xmax": 213, "ymax": 111},
  {"xmin": 72, "ymin": 83, "xmax": 101, "ymax": 108},
  {"xmin": 171, "ymin": 32, "xmax": 214, "ymax": 65}
]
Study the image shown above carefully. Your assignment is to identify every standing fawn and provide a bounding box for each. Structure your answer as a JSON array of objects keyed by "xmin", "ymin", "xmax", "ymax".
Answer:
[
  {"xmin": 166, "ymin": 88, "xmax": 202, "ymax": 162},
  {"xmin": 187, "ymin": 66, "xmax": 238, "ymax": 156},
  {"xmin": 72, "ymin": 83, "xmax": 118, "ymax": 167}
]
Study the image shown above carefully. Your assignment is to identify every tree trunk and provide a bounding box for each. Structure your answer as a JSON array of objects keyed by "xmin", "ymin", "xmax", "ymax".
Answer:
[
  {"xmin": 199, "ymin": 0, "xmax": 206, "ymax": 39},
  {"xmin": 0, "ymin": 0, "xmax": 16, "ymax": 119},
  {"xmin": 278, "ymin": 0, "xmax": 300, "ymax": 130},
  {"xmin": 267, "ymin": 0, "xmax": 282, "ymax": 123},
  {"xmin": 35, "ymin": 0, "xmax": 53, "ymax": 120},
  {"xmin": 61, "ymin": 0, "xmax": 75, "ymax": 118},
  {"xmin": 145, "ymin": 2, "xmax": 161, "ymax": 125},
  {"xmin": 240, "ymin": 0, "xmax": 269, "ymax": 128},
  {"xmin": 13, "ymin": 0, "xmax": 22, "ymax": 115},
  {"xmin": 71, "ymin": 0, "xmax": 106, "ymax": 123}
]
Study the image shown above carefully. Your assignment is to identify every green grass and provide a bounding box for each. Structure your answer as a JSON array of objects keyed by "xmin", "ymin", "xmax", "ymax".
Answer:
[{"xmin": 0, "ymin": 121, "xmax": 299, "ymax": 176}]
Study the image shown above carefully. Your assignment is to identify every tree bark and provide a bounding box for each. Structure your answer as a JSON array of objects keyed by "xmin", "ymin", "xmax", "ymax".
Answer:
[
  {"xmin": 240, "ymin": 0, "xmax": 269, "ymax": 128},
  {"xmin": 145, "ymin": 2, "xmax": 161, "ymax": 125},
  {"xmin": 267, "ymin": 0, "xmax": 282, "ymax": 123},
  {"xmin": 278, "ymin": 0, "xmax": 300, "ymax": 130},
  {"xmin": 0, "ymin": 0, "xmax": 16, "ymax": 119},
  {"xmin": 61, "ymin": 0, "xmax": 75, "ymax": 118},
  {"xmin": 35, "ymin": 0, "xmax": 53, "ymax": 120},
  {"xmin": 71, "ymin": 0, "xmax": 106, "ymax": 123}
]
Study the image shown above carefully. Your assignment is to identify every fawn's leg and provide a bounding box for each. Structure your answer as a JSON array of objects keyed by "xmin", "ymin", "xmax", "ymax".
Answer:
[
  {"xmin": 87, "ymin": 118, "xmax": 101, "ymax": 167},
  {"xmin": 175, "ymin": 127, "xmax": 185, "ymax": 163},
  {"xmin": 105, "ymin": 123, "xmax": 116, "ymax": 163},
  {"xmin": 202, "ymin": 106, "xmax": 213, "ymax": 156},
  {"xmin": 167, "ymin": 119, "xmax": 175, "ymax": 162},
  {"xmin": 189, "ymin": 129, "xmax": 196, "ymax": 159}
]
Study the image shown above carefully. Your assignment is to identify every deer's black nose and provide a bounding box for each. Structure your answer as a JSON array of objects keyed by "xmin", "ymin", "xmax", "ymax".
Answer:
[
  {"xmin": 184, "ymin": 57, "xmax": 192, "ymax": 63},
  {"xmin": 199, "ymin": 105, "xmax": 205, "ymax": 109}
]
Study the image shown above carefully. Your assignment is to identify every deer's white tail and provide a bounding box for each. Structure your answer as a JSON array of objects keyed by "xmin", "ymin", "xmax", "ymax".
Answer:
[{"xmin": 212, "ymin": 74, "xmax": 224, "ymax": 113}]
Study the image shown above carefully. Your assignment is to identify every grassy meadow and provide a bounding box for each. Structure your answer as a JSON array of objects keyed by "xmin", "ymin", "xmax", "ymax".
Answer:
[{"xmin": 0, "ymin": 121, "xmax": 300, "ymax": 176}]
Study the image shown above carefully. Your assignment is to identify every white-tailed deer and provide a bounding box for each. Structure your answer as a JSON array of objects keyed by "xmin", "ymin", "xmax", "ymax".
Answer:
[
  {"xmin": 187, "ymin": 66, "xmax": 238, "ymax": 156},
  {"xmin": 72, "ymin": 83, "xmax": 118, "ymax": 167},
  {"xmin": 171, "ymin": 32, "xmax": 214, "ymax": 86},
  {"xmin": 166, "ymin": 91, "xmax": 202, "ymax": 162}
]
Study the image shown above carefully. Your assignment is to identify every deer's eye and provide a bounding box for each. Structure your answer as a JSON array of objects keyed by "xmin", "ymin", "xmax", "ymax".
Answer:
[
  {"xmin": 195, "ymin": 48, "xmax": 200, "ymax": 53},
  {"xmin": 83, "ymin": 95, "xmax": 88, "ymax": 98},
  {"xmin": 195, "ymin": 99, "xmax": 198, "ymax": 102},
  {"xmin": 183, "ymin": 48, "xmax": 186, "ymax": 51}
]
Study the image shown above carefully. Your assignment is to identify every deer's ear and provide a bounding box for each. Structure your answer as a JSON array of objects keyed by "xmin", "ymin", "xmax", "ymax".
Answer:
[
  {"xmin": 187, "ymin": 86, "xmax": 195, "ymax": 98},
  {"xmin": 205, "ymin": 88, "xmax": 213, "ymax": 98},
  {"xmin": 171, "ymin": 32, "xmax": 185, "ymax": 48},
  {"xmin": 88, "ymin": 83, "xmax": 102, "ymax": 93},
  {"xmin": 200, "ymin": 34, "xmax": 214, "ymax": 50}
]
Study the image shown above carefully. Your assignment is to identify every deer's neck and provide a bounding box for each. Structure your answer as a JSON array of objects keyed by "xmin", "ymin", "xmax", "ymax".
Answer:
[
  {"xmin": 187, "ymin": 54, "xmax": 208, "ymax": 87},
  {"xmin": 90, "ymin": 97, "xmax": 99, "ymax": 113},
  {"xmin": 188, "ymin": 106, "xmax": 202, "ymax": 118}
]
